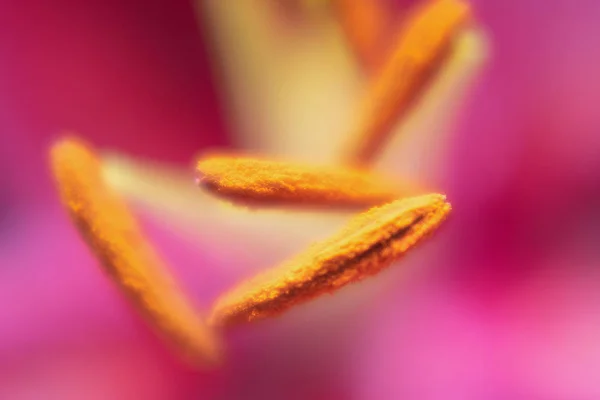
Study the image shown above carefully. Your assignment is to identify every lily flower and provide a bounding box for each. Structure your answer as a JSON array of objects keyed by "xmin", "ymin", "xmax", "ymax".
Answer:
[
  {"xmin": 45, "ymin": 0, "xmax": 483, "ymax": 397},
  {"xmin": 2, "ymin": 0, "xmax": 599, "ymax": 399}
]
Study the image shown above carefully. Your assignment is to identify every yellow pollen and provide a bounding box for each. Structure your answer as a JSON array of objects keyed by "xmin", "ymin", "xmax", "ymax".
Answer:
[
  {"xmin": 50, "ymin": 137, "xmax": 222, "ymax": 366},
  {"xmin": 209, "ymin": 193, "xmax": 451, "ymax": 327},
  {"xmin": 344, "ymin": 0, "xmax": 472, "ymax": 165},
  {"xmin": 332, "ymin": 0, "xmax": 390, "ymax": 70},
  {"xmin": 196, "ymin": 155, "xmax": 420, "ymax": 209}
]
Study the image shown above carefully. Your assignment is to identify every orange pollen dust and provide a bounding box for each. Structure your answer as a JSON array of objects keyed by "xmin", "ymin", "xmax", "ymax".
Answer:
[
  {"xmin": 343, "ymin": 0, "xmax": 472, "ymax": 165},
  {"xmin": 208, "ymin": 193, "xmax": 451, "ymax": 327},
  {"xmin": 50, "ymin": 137, "xmax": 222, "ymax": 366},
  {"xmin": 196, "ymin": 155, "xmax": 420, "ymax": 209}
]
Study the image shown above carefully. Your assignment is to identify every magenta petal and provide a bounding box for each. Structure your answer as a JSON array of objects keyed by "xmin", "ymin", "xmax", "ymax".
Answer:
[
  {"xmin": 0, "ymin": 0, "xmax": 230, "ymax": 205},
  {"xmin": 0, "ymin": 204, "xmax": 227, "ymax": 398}
]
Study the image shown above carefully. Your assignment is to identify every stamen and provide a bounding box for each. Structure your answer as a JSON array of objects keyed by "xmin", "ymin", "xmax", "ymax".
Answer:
[
  {"xmin": 196, "ymin": 155, "xmax": 419, "ymax": 209},
  {"xmin": 50, "ymin": 137, "xmax": 222, "ymax": 366},
  {"xmin": 332, "ymin": 0, "xmax": 389, "ymax": 70},
  {"xmin": 343, "ymin": 0, "xmax": 471, "ymax": 165},
  {"xmin": 209, "ymin": 193, "xmax": 451, "ymax": 327}
]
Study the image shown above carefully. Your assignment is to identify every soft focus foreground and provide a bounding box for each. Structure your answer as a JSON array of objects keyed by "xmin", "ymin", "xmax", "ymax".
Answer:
[{"xmin": 1, "ymin": 1, "xmax": 600, "ymax": 400}]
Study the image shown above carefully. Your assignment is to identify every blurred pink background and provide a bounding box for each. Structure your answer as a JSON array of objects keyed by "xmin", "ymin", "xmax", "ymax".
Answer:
[{"xmin": 1, "ymin": 0, "xmax": 600, "ymax": 399}]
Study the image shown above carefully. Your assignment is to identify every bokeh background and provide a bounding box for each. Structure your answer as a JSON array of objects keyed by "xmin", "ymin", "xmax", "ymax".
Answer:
[{"xmin": 1, "ymin": 0, "xmax": 600, "ymax": 399}]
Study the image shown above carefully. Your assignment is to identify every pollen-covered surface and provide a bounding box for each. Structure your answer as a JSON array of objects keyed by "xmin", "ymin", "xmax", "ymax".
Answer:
[
  {"xmin": 344, "ymin": 0, "xmax": 471, "ymax": 165},
  {"xmin": 196, "ymin": 155, "xmax": 417, "ymax": 209},
  {"xmin": 209, "ymin": 194, "xmax": 451, "ymax": 327},
  {"xmin": 50, "ymin": 138, "xmax": 222, "ymax": 366}
]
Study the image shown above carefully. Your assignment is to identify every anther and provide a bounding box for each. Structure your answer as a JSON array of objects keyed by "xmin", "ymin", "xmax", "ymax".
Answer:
[
  {"xmin": 343, "ymin": 0, "xmax": 471, "ymax": 165},
  {"xmin": 332, "ymin": 0, "xmax": 390, "ymax": 70},
  {"xmin": 196, "ymin": 155, "xmax": 419, "ymax": 209},
  {"xmin": 50, "ymin": 137, "xmax": 222, "ymax": 366},
  {"xmin": 209, "ymin": 193, "xmax": 451, "ymax": 327}
]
